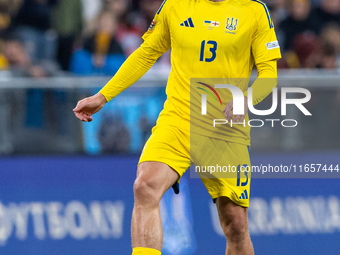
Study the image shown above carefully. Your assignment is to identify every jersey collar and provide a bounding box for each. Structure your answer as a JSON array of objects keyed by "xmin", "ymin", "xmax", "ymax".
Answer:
[{"xmin": 202, "ymin": 0, "xmax": 229, "ymax": 7}]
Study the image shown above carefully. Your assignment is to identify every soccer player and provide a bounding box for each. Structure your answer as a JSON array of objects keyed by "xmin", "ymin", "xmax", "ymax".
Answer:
[{"xmin": 73, "ymin": 0, "xmax": 281, "ymax": 254}]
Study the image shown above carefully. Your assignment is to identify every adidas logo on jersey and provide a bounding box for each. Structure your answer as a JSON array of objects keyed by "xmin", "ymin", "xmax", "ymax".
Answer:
[
  {"xmin": 180, "ymin": 17, "xmax": 195, "ymax": 28},
  {"xmin": 239, "ymin": 189, "xmax": 248, "ymax": 200}
]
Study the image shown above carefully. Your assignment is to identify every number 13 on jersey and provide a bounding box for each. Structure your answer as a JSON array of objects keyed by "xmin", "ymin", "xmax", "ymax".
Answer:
[{"xmin": 200, "ymin": 40, "xmax": 217, "ymax": 62}]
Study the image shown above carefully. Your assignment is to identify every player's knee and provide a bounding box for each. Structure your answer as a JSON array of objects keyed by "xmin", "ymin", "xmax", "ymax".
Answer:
[
  {"xmin": 133, "ymin": 177, "xmax": 161, "ymax": 207},
  {"xmin": 221, "ymin": 215, "xmax": 247, "ymax": 243}
]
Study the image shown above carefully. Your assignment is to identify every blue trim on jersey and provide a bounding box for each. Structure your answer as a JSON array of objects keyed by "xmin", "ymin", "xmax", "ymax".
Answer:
[
  {"xmin": 251, "ymin": 0, "xmax": 273, "ymax": 29},
  {"xmin": 268, "ymin": 7, "xmax": 274, "ymax": 28},
  {"xmin": 184, "ymin": 20, "xmax": 189, "ymax": 27},
  {"xmin": 244, "ymin": 189, "xmax": 248, "ymax": 199},
  {"xmin": 157, "ymin": 0, "xmax": 168, "ymax": 14}
]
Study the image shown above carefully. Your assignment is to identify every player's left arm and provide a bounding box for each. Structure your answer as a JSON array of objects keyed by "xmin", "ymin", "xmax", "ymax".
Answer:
[
  {"xmin": 249, "ymin": 3, "xmax": 281, "ymax": 105},
  {"xmin": 225, "ymin": 5, "xmax": 281, "ymax": 122},
  {"xmin": 247, "ymin": 59, "xmax": 278, "ymax": 105},
  {"xmin": 224, "ymin": 60, "xmax": 277, "ymax": 122}
]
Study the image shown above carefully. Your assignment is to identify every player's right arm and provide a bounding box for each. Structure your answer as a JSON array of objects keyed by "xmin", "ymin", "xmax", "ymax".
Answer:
[{"xmin": 73, "ymin": 0, "xmax": 171, "ymax": 122}]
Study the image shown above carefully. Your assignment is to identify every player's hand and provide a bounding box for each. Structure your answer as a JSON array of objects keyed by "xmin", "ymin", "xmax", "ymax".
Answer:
[
  {"xmin": 223, "ymin": 96, "xmax": 248, "ymax": 123},
  {"xmin": 73, "ymin": 93, "xmax": 107, "ymax": 122}
]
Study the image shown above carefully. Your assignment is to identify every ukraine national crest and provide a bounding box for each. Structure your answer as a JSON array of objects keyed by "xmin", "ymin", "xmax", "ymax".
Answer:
[{"xmin": 226, "ymin": 17, "xmax": 238, "ymax": 32}]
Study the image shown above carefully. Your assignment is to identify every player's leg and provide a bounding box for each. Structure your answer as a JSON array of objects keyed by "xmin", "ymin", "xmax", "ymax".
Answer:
[
  {"xmin": 192, "ymin": 134, "xmax": 253, "ymax": 254},
  {"xmin": 216, "ymin": 197, "xmax": 254, "ymax": 255},
  {"xmin": 133, "ymin": 124, "xmax": 190, "ymax": 254},
  {"xmin": 132, "ymin": 161, "xmax": 179, "ymax": 253}
]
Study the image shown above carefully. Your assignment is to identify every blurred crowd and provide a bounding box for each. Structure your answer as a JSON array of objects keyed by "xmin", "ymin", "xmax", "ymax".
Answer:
[
  {"xmin": 0, "ymin": 0, "xmax": 169, "ymax": 77},
  {"xmin": 271, "ymin": 0, "xmax": 340, "ymax": 69},
  {"xmin": 0, "ymin": 0, "xmax": 340, "ymax": 77}
]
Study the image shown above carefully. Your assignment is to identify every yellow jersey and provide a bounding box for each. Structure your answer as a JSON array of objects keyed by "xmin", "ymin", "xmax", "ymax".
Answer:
[
  {"xmin": 141, "ymin": 0, "xmax": 281, "ymax": 145},
  {"xmin": 100, "ymin": 0, "xmax": 281, "ymax": 145}
]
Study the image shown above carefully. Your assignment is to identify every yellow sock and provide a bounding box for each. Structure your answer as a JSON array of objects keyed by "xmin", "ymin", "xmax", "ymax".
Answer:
[{"xmin": 132, "ymin": 247, "xmax": 161, "ymax": 255}]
